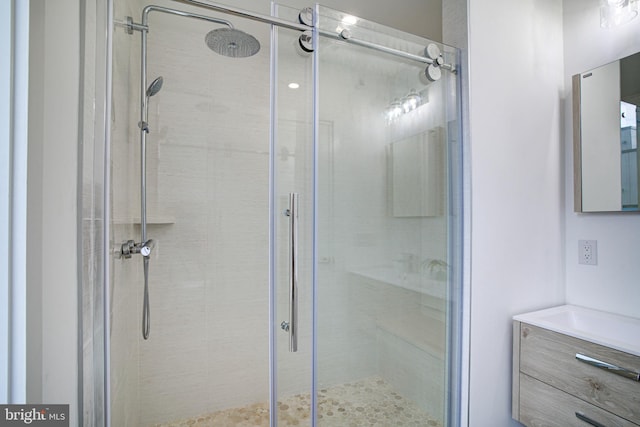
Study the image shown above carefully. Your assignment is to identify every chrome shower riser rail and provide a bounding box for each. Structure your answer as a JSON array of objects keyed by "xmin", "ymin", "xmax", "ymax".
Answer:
[
  {"xmin": 137, "ymin": 3, "xmax": 235, "ymax": 251},
  {"xmin": 132, "ymin": 1, "xmax": 308, "ymax": 343}
]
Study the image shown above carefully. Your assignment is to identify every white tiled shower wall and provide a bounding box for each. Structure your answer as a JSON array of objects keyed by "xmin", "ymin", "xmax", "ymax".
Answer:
[
  {"xmin": 108, "ymin": 2, "xmax": 291, "ymax": 423},
  {"xmin": 107, "ymin": 0, "xmax": 452, "ymax": 424},
  {"xmin": 110, "ymin": 0, "xmax": 144, "ymax": 425}
]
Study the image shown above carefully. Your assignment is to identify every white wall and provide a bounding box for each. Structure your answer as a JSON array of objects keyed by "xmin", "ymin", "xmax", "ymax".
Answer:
[
  {"xmin": 0, "ymin": 0, "xmax": 11, "ymax": 403},
  {"xmin": 563, "ymin": 0, "xmax": 640, "ymax": 319},
  {"xmin": 26, "ymin": 0, "xmax": 44, "ymax": 405},
  {"xmin": 468, "ymin": 0, "xmax": 565, "ymax": 425},
  {"xmin": 39, "ymin": 0, "xmax": 79, "ymax": 416},
  {"xmin": 27, "ymin": 0, "xmax": 79, "ymax": 424},
  {"xmin": 5, "ymin": 0, "xmax": 31, "ymax": 404}
]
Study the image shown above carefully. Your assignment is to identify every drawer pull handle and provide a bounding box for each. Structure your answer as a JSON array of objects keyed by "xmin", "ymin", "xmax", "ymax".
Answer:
[
  {"xmin": 576, "ymin": 353, "xmax": 640, "ymax": 382},
  {"xmin": 575, "ymin": 412, "xmax": 606, "ymax": 427}
]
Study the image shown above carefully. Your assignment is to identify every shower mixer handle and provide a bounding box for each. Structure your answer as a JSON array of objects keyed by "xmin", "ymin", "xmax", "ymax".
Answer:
[{"xmin": 140, "ymin": 239, "xmax": 155, "ymax": 257}]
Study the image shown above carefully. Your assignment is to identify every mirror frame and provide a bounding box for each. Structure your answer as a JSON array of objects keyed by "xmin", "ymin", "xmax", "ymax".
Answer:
[{"xmin": 573, "ymin": 73, "xmax": 583, "ymax": 212}]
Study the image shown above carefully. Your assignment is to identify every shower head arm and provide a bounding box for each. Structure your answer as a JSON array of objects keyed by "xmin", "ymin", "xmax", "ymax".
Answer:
[
  {"xmin": 142, "ymin": 4, "xmax": 234, "ymax": 29},
  {"xmin": 172, "ymin": 0, "xmax": 310, "ymax": 32}
]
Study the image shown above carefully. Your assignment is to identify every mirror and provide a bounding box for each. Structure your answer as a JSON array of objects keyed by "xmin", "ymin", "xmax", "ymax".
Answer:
[
  {"xmin": 390, "ymin": 128, "xmax": 444, "ymax": 217},
  {"xmin": 573, "ymin": 51, "xmax": 640, "ymax": 212}
]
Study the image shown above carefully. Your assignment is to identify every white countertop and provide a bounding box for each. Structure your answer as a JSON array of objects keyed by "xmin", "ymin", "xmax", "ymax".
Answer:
[
  {"xmin": 349, "ymin": 266, "xmax": 446, "ymax": 299},
  {"xmin": 514, "ymin": 304, "xmax": 640, "ymax": 357}
]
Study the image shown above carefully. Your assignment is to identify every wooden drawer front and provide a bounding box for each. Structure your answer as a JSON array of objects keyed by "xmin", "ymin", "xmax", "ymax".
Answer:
[
  {"xmin": 519, "ymin": 374, "xmax": 638, "ymax": 427},
  {"xmin": 520, "ymin": 323, "xmax": 640, "ymax": 424}
]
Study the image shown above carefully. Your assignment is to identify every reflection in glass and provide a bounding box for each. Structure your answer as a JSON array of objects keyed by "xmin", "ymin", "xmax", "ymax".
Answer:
[{"xmin": 620, "ymin": 101, "xmax": 638, "ymax": 209}]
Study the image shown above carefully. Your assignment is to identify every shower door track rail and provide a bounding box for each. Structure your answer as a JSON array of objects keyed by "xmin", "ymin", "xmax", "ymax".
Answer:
[
  {"xmin": 172, "ymin": 0, "xmax": 457, "ymax": 71},
  {"xmin": 121, "ymin": 0, "xmax": 455, "ymax": 71},
  {"xmin": 317, "ymin": 28, "xmax": 457, "ymax": 72}
]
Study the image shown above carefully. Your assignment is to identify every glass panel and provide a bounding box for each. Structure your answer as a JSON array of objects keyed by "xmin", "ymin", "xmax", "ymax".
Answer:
[
  {"xmin": 315, "ymin": 6, "xmax": 462, "ymax": 427},
  {"xmin": 80, "ymin": 0, "xmax": 109, "ymax": 424},
  {"xmin": 272, "ymin": 5, "xmax": 314, "ymax": 426},
  {"xmin": 109, "ymin": 0, "xmax": 141, "ymax": 425},
  {"xmin": 139, "ymin": 11, "xmax": 272, "ymax": 422},
  {"xmin": 107, "ymin": 4, "xmax": 307, "ymax": 425},
  {"xmin": 101, "ymin": 3, "xmax": 462, "ymax": 426}
]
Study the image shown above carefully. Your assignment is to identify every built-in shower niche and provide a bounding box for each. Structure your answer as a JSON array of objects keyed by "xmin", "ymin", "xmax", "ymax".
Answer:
[{"xmin": 390, "ymin": 128, "xmax": 445, "ymax": 218}]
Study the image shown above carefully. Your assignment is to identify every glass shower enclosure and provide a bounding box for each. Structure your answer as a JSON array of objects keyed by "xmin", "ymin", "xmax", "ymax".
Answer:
[{"xmin": 80, "ymin": 1, "xmax": 463, "ymax": 426}]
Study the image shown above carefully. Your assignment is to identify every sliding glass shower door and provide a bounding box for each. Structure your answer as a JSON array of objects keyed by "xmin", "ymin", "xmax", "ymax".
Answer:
[
  {"xmin": 272, "ymin": 5, "xmax": 315, "ymax": 426},
  {"xmin": 91, "ymin": 2, "xmax": 462, "ymax": 426},
  {"xmin": 313, "ymin": 7, "xmax": 461, "ymax": 427},
  {"xmin": 108, "ymin": 2, "xmax": 314, "ymax": 425}
]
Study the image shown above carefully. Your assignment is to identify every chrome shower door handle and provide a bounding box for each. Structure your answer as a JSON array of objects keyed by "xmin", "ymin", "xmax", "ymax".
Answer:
[{"xmin": 285, "ymin": 193, "xmax": 299, "ymax": 352}]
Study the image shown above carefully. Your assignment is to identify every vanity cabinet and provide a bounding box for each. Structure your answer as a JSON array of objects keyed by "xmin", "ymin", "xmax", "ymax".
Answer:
[{"xmin": 513, "ymin": 321, "xmax": 640, "ymax": 427}]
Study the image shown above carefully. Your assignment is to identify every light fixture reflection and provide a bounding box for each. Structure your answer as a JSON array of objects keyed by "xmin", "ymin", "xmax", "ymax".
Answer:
[
  {"xmin": 386, "ymin": 89, "xmax": 426, "ymax": 122},
  {"xmin": 600, "ymin": 0, "xmax": 637, "ymax": 28},
  {"xmin": 341, "ymin": 15, "xmax": 358, "ymax": 26},
  {"xmin": 386, "ymin": 99, "xmax": 403, "ymax": 122},
  {"xmin": 402, "ymin": 90, "xmax": 421, "ymax": 113},
  {"xmin": 288, "ymin": 82, "xmax": 300, "ymax": 89}
]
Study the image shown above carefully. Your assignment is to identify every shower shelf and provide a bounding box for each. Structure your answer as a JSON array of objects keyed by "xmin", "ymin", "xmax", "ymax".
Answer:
[{"xmin": 112, "ymin": 216, "xmax": 175, "ymax": 225}]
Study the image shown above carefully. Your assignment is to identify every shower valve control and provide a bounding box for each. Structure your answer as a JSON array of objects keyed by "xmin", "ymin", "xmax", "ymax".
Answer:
[
  {"xmin": 140, "ymin": 245, "xmax": 152, "ymax": 257},
  {"xmin": 119, "ymin": 239, "xmax": 156, "ymax": 259}
]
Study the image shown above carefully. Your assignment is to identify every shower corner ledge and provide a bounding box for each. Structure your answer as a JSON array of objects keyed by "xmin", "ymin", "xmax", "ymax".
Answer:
[{"xmin": 112, "ymin": 215, "xmax": 175, "ymax": 225}]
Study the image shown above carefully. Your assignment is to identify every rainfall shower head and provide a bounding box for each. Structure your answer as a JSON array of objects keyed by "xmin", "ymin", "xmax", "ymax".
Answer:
[
  {"xmin": 204, "ymin": 28, "xmax": 260, "ymax": 58},
  {"xmin": 146, "ymin": 76, "xmax": 164, "ymax": 98}
]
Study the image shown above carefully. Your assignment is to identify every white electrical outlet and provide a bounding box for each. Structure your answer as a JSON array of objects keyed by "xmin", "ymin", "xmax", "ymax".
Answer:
[{"xmin": 578, "ymin": 240, "xmax": 597, "ymax": 265}]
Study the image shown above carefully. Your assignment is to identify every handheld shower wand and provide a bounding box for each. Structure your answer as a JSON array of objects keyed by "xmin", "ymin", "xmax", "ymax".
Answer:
[
  {"xmin": 138, "ymin": 76, "xmax": 163, "ymax": 340},
  {"xmin": 139, "ymin": 76, "xmax": 163, "ymax": 133}
]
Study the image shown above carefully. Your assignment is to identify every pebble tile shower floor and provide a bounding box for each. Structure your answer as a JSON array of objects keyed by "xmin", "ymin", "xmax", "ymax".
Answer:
[{"xmin": 152, "ymin": 377, "xmax": 441, "ymax": 427}]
